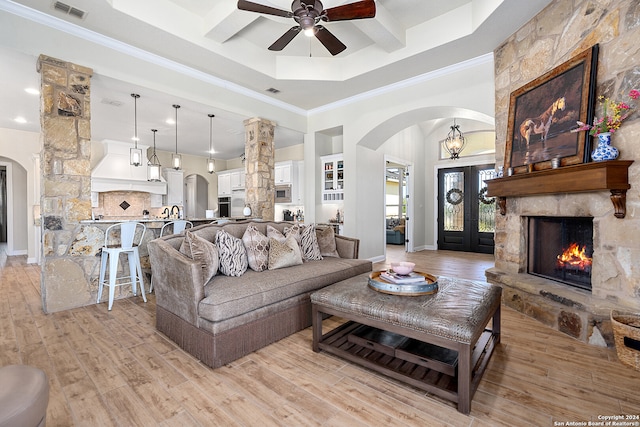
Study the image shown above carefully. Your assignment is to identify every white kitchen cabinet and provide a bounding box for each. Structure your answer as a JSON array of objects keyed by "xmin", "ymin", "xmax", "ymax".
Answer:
[
  {"xmin": 320, "ymin": 154, "xmax": 344, "ymax": 203},
  {"xmin": 218, "ymin": 172, "xmax": 231, "ymax": 196},
  {"xmin": 292, "ymin": 161, "xmax": 304, "ymax": 204},
  {"xmin": 275, "ymin": 162, "xmax": 292, "ymax": 184},
  {"xmin": 163, "ymin": 169, "xmax": 184, "ymax": 206},
  {"xmin": 230, "ymin": 169, "xmax": 245, "ymax": 190}
]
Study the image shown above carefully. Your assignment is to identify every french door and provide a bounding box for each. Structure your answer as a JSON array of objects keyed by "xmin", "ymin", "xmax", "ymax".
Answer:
[{"xmin": 437, "ymin": 164, "xmax": 496, "ymax": 253}]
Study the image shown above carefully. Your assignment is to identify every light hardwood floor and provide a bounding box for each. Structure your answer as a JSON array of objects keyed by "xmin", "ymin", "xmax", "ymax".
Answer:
[{"xmin": 2, "ymin": 245, "xmax": 640, "ymax": 426}]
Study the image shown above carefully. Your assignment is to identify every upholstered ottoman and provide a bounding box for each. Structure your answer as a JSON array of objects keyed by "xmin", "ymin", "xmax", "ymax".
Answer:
[
  {"xmin": 0, "ymin": 365, "xmax": 49, "ymax": 427},
  {"xmin": 311, "ymin": 273, "xmax": 502, "ymax": 414}
]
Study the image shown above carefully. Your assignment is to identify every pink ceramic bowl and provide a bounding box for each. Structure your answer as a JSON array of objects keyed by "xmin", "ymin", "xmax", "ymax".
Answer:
[{"xmin": 391, "ymin": 262, "xmax": 415, "ymax": 275}]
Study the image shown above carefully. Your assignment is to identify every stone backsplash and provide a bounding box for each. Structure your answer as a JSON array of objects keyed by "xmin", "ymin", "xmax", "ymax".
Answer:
[
  {"xmin": 487, "ymin": 0, "xmax": 640, "ymax": 346},
  {"xmin": 92, "ymin": 191, "xmax": 168, "ymax": 219}
]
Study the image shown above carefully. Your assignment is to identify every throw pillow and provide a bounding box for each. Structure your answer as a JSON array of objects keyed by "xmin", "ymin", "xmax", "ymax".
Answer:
[
  {"xmin": 179, "ymin": 231, "xmax": 219, "ymax": 284},
  {"xmin": 215, "ymin": 230, "xmax": 248, "ymax": 277},
  {"xmin": 300, "ymin": 223, "xmax": 323, "ymax": 261},
  {"xmin": 316, "ymin": 226, "xmax": 340, "ymax": 257},
  {"xmin": 268, "ymin": 234, "xmax": 303, "ymax": 270},
  {"xmin": 242, "ymin": 225, "xmax": 269, "ymax": 272},
  {"xmin": 284, "ymin": 223, "xmax": 302, "ymax": 246},
  {"xmin": 266, "ymin": 225, "xmax": 286, "ymax": 243}
]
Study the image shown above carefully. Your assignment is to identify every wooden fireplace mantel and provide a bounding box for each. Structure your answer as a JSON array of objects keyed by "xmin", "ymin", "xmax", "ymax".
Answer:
[{"xmin": 485, "ymin": 160, "xmax": 633, "ymax": 218}]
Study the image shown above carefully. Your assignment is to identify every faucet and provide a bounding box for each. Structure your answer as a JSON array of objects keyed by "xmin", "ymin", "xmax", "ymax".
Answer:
[
  {"xmin": 171, "ymin": 205, "xmax": 180, "ymax": 219},
  {"xmin": 162, "ymin": 207, "xmax": 170, "ymax": 219}
]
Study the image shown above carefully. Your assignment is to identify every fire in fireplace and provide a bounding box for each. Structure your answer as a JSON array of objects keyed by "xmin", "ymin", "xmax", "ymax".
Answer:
[{"xmin": 528, "ymin": 216, "xmax": 593, "ymax": 291}]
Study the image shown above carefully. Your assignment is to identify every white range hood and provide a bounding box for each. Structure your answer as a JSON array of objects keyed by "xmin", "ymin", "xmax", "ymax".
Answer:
[{"xmin": 91, "ymin": 140, "xmax": 167, "ymax": 195}]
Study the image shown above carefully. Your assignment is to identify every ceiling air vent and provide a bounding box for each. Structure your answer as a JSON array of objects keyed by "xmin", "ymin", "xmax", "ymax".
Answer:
[
  {"xmin": 100, "ymin": 98, "xmax": 123, "ymax": 107},
  {"xmin": 52, "ymin": 1, "xmax": 87, "ymax": 20}
]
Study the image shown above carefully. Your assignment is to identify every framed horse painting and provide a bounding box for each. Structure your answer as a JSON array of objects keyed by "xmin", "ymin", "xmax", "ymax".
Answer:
[{"xmin": 504, "ymin": 44, "xmax": 598, "ymax": 174}]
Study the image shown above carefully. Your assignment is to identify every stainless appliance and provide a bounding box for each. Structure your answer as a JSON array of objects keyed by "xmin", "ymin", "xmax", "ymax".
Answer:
[
  {"xmin": 230, "ymin": 189, "xmax": 246, "ymax": 217},
  {"xmin": 275, "ymin": 184, "xmax": 292, "ymax": 204},
  {"xmin": 218, "ymin": 197, "xmax": 230, "ymax": 218}
]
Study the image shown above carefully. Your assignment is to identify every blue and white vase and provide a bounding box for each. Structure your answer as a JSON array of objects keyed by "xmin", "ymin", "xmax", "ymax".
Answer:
[{"xmin": 591, "ymin": 132, "xmax": 619, "ymax": 161}]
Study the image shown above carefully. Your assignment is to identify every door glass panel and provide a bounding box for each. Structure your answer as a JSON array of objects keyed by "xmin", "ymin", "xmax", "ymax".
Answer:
[
  {"xmin": 443, "ymin": 171, "xmax": 464, "ymax": 231},
  {"xmin": 477, "ymin": 168, "xmax": 496, "ymax": 233}
]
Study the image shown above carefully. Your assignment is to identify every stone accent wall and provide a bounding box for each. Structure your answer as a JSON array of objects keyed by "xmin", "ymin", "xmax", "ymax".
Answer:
[
  {"xmin": 244, "ymin": 117, "xmax": 276, "ymax": 221},
  {"xmin": 487, "ymin": 0, "xmax": 640, "ymax": 346}
]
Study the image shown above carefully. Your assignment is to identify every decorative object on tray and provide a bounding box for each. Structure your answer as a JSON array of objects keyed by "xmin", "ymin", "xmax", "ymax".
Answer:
[
  {"xmin": 390, "ymin": 261, "xmax": 415, "ymax": 275},
  {"xmin": 368, "ymin": 270, "xmax": 438, "ymax": 296},
  {"xmin": 380, "ymin": 270, "xmax": 425, "ymax": 284},
  {"xmin": 571, "ymin": 89, "xmax": 638, "ymax": 161}
]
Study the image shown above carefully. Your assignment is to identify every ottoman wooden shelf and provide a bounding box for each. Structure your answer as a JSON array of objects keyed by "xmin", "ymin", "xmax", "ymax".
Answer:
[{"xmin": 311, "ymin": 273, "xmax": 502, "ymax": 414}]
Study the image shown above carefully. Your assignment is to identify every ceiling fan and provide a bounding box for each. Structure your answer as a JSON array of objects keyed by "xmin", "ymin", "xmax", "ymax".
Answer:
[{"xmin": 237, "ymin": 0, "xmax": 376, "ymax": 56}]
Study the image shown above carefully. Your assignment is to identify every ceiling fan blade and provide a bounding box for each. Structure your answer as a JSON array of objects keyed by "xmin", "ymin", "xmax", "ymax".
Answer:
[
  {"xmin": 237, "ymin": 0, "xmax": 292, "ymax": 18},
  {"xmin": 268, "ymin": 27, "xmax": 302, "ymax": 51},
  {"xmin": 314, "ymin": 26, "xmax": 346, "ymax": 56},
  {"xmin": 323, "ymin": 0, "xmax": 376, "ymax": 21}
]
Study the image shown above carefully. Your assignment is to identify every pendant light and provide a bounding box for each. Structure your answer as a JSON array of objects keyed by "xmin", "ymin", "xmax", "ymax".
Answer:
[
  {"xmin": 130, "ymin": 93, "xmax": 143, "ymax": 166},
  {"xmin": 171, "ymin": 104, "xmax": 182, "ymax": 170},
  {"xmin": 148, "ymin": 129, "xmax": 162, "ymax": 181},
  {"xmin": 207, "ymin": 114, "xmax": 215, "ymax": 174},
  {"xmin": 443, "ymin": 118, "xmax": 467, "ymax": 160}
]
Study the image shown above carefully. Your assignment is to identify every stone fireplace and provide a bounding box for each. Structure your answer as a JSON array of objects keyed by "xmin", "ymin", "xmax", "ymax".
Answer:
[
  {"xmin": 485, "ymin": 161, "xmax": 635, "ymax": 347},
  {"xmin": 486, "ymin": 0, "xmax": 640, "ymax": 348}
]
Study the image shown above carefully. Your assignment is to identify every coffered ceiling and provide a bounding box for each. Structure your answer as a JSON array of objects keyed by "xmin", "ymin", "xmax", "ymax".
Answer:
[{"xmin": 0, "ymin": 0, "xmax": 552, "ymax": 159}]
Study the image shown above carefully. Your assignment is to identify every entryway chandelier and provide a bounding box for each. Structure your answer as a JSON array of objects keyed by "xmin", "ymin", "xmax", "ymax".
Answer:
[{"xmin": 443, "ymin": 119, "xmax": 466, "ymax": 160}]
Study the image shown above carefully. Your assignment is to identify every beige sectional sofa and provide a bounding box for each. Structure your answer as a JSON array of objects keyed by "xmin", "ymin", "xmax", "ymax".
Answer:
[{"xmin": 147, "ymin": 220, "xmax": 372, "ymax": 368}]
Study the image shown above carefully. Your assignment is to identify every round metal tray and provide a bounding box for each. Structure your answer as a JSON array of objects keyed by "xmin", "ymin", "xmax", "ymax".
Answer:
[{"xmin": 368, "ymin": 271, "xmax": 438, "ymax": 296}]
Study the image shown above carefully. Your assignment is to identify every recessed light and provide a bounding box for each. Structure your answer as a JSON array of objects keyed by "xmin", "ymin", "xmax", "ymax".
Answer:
[
  {"xmin": 14, "ymin": 117, "xmax": 27, "ymax": 124},
  {"xmin": 24, "ymin": 88, "xmax": 40, "ymax": 95}
]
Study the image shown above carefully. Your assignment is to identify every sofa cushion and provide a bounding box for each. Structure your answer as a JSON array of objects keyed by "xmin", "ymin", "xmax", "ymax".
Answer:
[
  {"xmin": 179, "ymin": 231, "xmax": 218, "ymax": 284},
  {"xmin": 268, "ymin": 235, "xmax": 303, "ymax": 270},
  {"xmin": 199, "ymin": 257, "xmax": 373, "ymax": 323},
  {"xmin": 316, "ymin": 226, "xmax": 340, "ymax": 257},
  {"xmin": 300, "ymin": 224, "xmax": 323, "ymax": 261},
  {"xmin": 242, "ymin": 225, "xmax": 269, "ymax": 272},
  {"xmin": 215, "ymin": 230, "xmax": 248, "ymax": 277}
]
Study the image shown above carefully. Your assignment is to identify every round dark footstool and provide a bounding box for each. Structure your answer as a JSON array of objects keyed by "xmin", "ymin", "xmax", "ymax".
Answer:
[{"xmin": 0, "ymin": 365, "xmax": 49, "ymax": 427}]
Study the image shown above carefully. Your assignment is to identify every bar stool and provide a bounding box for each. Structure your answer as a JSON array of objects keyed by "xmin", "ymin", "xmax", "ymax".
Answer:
[
  {"xmin": 149, "ymin": 220, "xmax": 192, "ymax": 293},
  {"xmin": 97, "ymin": 222, "xmax": 147, "ymax": 311}
]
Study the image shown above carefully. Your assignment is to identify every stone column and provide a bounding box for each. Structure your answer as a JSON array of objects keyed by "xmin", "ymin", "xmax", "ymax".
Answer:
[
  {"xmin": 38, "ymin": 55, "xmax": 94, "ymax": 312},
  {"xmin": 243, "ymin": 117, "xmax": 276, "ymax": 221}
]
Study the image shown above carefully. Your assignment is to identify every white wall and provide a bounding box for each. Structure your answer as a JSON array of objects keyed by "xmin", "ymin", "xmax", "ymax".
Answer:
[
  {"xmin": 305, "ymin": 55, "xmax": 496, "ymax": 260},
  {"xmin": 0, "ymin": 127, "xmax": 40, "ymax": 262}
]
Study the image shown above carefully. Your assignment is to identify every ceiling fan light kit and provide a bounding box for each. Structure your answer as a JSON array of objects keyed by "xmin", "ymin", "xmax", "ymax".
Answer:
[{"xmin": 237, "ymin": 0, "xmax": 376, "ymax": 55}]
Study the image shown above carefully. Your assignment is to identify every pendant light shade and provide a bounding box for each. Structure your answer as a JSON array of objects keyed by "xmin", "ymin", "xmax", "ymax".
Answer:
[
  {"xmin": 148, "ymin": 129, "xmax": 162, "ymax": 182},
  {"xmin": 207, "ymin": 113, "xmax": 215, "ymax": 174},
  {"xmin": 130, "ymin": 93, "xmax": 143, "ymax": 166},
  {"xmin": 172, "ymin": 104, "xmax": 182, "ymax": 170},
  {"xmin": 443, "ymin": 119, "xmax": 466, "ymax": 160}
]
